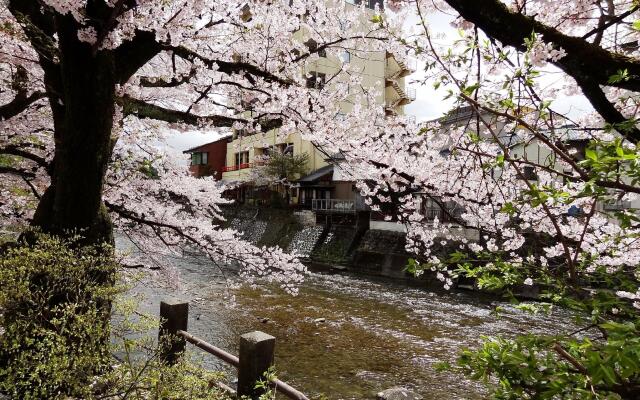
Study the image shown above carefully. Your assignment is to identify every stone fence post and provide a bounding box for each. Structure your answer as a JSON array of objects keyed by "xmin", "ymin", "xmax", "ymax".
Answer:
[{"xmin": 237, "ymin": 331, "xmax": 276, "ymax": 399}]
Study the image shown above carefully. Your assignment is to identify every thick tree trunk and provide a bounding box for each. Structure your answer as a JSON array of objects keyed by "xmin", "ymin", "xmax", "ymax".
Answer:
[{"xmin": 31, "ymin": 15, "xmax": 116, "ymax": 246}]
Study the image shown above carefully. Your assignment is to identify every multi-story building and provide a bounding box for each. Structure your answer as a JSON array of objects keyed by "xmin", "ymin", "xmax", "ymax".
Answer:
[{"xmin": 218, "ymin": 1, "xmax": 415, "ymax": 209}]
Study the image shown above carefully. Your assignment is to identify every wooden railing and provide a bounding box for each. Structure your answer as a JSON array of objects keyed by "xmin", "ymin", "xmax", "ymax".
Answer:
[{"xmin": 159, "ymin": 300, "xmax": 309, "ymax": 400}]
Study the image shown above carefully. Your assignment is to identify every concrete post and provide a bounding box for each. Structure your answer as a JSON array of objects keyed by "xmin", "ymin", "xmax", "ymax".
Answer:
[
  {"xmin": 237, "ymin": 331, "xmax": 276, "ymax": 399},
  {"xmin": 159, "ymin": 300, "xmax": 188, "ymax": 365}
]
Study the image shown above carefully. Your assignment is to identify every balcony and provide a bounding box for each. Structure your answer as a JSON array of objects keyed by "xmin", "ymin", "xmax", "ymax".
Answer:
[
  {"xmin": 222, "ymin": 159, "xmax": 270, "ymax": 172},
  {"xmin": 312, "ymin": 199, "xmax": 356, "ymax": 214},
  {"xmin": 222, "ymin": 163, "xmax": 252, "ymax": 172},
  {"xmin": 603, "ymin": 200, "xmax": 632, "ymax": 211},
  {"xmin": 405, "ymin": 86, "xmax": 416, "ymax": 100}
]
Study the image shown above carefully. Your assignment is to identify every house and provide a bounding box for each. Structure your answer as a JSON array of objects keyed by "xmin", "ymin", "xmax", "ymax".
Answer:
[
  {"xmin": 183, "ymin": 135, "xmax": 232, "ymax": 180},
  {"xmin": 216, "ymin": 0, "xmax": 414, "ymax": 187}
]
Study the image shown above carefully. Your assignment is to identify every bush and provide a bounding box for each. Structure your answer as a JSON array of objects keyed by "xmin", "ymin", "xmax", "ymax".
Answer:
[
  {"xmin": 0, "ymin": 234, "xmax": 117, "ymax": 399},
  {"xmin": 0, "ymin": 234, "xmax": 230, "ymax": 400}
]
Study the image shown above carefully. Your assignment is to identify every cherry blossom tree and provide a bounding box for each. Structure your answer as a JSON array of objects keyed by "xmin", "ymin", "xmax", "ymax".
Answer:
[
  {"xmin": 316, "ymin": 0, "xmax": 640, "ymax": 397},
  {"xmin": 0, "ymin": 0, "xmax": 393, "ymax": 288}
]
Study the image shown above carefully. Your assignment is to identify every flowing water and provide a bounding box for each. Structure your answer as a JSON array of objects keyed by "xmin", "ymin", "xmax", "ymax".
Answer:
[{"xmin": 125, "ymin": 251, "xmax": 576, "ymax": 400}]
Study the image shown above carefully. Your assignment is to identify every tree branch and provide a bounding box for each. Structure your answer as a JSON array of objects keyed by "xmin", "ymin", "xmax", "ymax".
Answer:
[
  {"xmin": 443, "ymin": 0, "xmax": 640, "ymax": 140},
  {"xmin": 139, "ymin": 68, "xmax": 197, "ymax": 88},
  {"xmin": 574, "ymin": 77, "xmax": 640, "ymax": 140},
  {"xmin": 0, "ymin": 145, "xmax": 50, "ymax": 171},
  {"xmin": 0, "ymin": 91, "xmax": 47, "ymax": 120},
  {"xmin": 0, "ymin": 166, "xmax": 36, "ymax": 179},
  {"xmin": 583, "ymin": 5, "xmax": 636, "ymax": 41},
  {"xmin": 165, "ymin": 45, "xmax": 292, "ymax": 86},
  {"xmin": 119, "ymin": 95, "xmax": 240, "ymax": 126},
  {"xmin": 114, "ymin": 30, "xmax": 163, "ymax": 84},
  {"xmin": 118, "ymin": 95, "xmax": 282, "ymax": 130}
]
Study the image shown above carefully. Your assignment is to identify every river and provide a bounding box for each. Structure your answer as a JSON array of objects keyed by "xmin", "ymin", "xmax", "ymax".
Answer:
[{"xmin": 124, "ymin": 250, "xmax": 576, "ymax": 400}]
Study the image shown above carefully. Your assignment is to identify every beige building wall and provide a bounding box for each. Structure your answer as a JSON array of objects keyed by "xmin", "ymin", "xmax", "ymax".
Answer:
[{"xmin": 222, "ymin": 2, "xmax": 414, "ymax": 183}]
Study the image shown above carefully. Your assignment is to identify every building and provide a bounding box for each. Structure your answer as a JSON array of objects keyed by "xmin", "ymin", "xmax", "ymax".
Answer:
[
  {"xmin": 421, "ymin": 105, "xmax": 639, "ymax": 224},
  {"xmin": 183, "ymin": 135, "xmax": 232, "ymax": 180},
  {"xmin": 220, "ymin": 49, "xmax": 415, "ymax": 185},
  {"xmin": 219, "ymin": 2, "xmax": 415, "ymax": 208},
  {"xmin": 182, "ymin": 1, "xmax": 416, "ymax": 230}
]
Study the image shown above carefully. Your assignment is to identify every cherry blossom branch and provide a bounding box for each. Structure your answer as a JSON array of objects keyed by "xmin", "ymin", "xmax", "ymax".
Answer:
[
  {"xmin": 118, "ymin": 95, "xmax": 283, "ymax": 131},
  {"xmin": 0, "ymin": 91, "xmax": 47, "ymax": 120},
  {"xmin": 115, "ymin": 30, "xmax": 163, "ymax": 84},
  {"xmin": 118, "ymin": 95, "xmax": 242, "ymax": 127},
  {"xmin": 164, "ymin": 45, "xmax": 292, "ymax": 86},
  {"xmin": 416, "ymin": 4, "xmax": 578, "ymax": 280},
  {"xmin": 139, "ymin": 68, "xmax": 197, "ymax": 88},
  {"xmin": 444, "ymin": 0, "xmax": 640, "ymax": 91},
  {"xmin": 442, "ymin": 0, "xmax": 640, "ymax": 141}
]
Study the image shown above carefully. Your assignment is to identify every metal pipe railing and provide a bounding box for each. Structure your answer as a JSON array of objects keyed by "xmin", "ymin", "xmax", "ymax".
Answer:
[{"xmin": 178, "ymin": 329, "xmax": 239, "ymax": 367}]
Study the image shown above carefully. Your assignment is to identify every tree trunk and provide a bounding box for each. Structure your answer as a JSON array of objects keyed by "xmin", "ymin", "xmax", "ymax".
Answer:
[{"xmin": 31, "ymin": 15, "xmax": 116, "ymax": 246}]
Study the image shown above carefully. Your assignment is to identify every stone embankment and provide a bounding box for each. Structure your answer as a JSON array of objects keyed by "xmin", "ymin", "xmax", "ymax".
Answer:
[
  {"xmin": 222, "ymin": 206, "xmax": 418, "ymax": 282},
  {"xmin": 222, "ymin": 205, "xmax": 541, "ymax": 298}
]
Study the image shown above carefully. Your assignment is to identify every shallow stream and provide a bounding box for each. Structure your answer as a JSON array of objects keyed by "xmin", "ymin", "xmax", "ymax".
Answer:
[{"xmin": 127, "ymin": 252, "xmax": 576, "ymax": 400}]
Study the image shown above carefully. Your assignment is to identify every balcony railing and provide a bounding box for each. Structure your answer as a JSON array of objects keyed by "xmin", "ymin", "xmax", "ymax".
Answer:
[
  {"xmin": 603, "ymin": 200, "xmax": 631, "ymax": 211},
  {"xmin": 312, "ymin": 199, "xmax": 356, "ymax": 214},
  {"xmin": 222, "ymin": 163, "xmax": 253, "ymax": 172},
  {"xmin": 405, "ymin": 86, "xmax": 416, "ymax": 101}
]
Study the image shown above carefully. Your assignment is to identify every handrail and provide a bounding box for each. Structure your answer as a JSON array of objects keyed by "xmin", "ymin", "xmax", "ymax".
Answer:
[
  {"xmin": 272, "ymin": 379, "xmax": 310, "ymax": 400},
  {"xmin": 311, "ymin": 198, "xmax": 356, "ymax": 213},
  {"xmin": 178, "ymin": 330, "xmax": 239, "ymax": 367},
  {"xmin": 175, "ymin": 329, "xmax": 310, "ymax": 400}
]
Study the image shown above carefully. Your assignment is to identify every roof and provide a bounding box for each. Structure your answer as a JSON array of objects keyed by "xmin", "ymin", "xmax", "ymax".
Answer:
[
  {"xmin": 440, "ymin": 105, "xmax": 477, "ymax": 125},
  {"xmin": 325, "ymin": 151, "xmax": 346, "ymax": 162},
  {"xmin": 182, "ymin": 135, "xmax": 232, "ymax": 154},
  {"xmin": 296, "ymin": 165, "xmax": 334, "ymax": 183}
]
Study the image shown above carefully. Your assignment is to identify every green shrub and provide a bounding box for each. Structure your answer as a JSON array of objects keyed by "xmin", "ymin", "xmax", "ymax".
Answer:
[
  {"xmin": 0, "ymin": 234, "xmax": 117, "ymax": 399},
  {"xmin": 0, "ymin": 234, "xmax": 230, "ymax": 400}
]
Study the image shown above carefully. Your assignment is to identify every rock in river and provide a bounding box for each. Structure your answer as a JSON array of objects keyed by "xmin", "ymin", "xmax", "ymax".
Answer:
[{"xmin": 377, "ymin": 387, "xmax": 422, "ymax": 400}]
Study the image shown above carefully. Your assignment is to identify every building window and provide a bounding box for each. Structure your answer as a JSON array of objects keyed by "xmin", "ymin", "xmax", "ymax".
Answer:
[
  {"xmin": 367, "ymin": 0, "xmax": 383, "ymax": 9},
  {"xmin": 282, "ymin": 143, "xmax": 294, "ymax": 155},
  {"xmin": 191, "ymin": 152, "xmax": 208, "ymax": 165},
  {"xmin": 522, "ymin": 166, "xmax": 537, "ymax": 180},
  {"xmin": 305, "ymin": 39, "xmax": 326, "ymax": 57},
  {"xmin": 235, "ymin": 151, "xmax": 250, "ymax": 167},
  {"xmin": 340, "ymin": 50, "xmax": 351, "ymax": 64},
  {"xmin": 305, "ymin": 71, "xmax": 326, "ymax": 89},
  {"xmin": 345, "ymin": 0, "xmax": 383, "ymax": 9}
]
